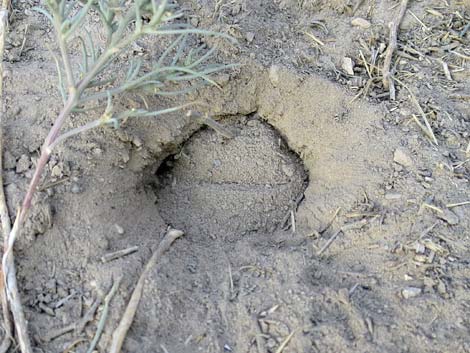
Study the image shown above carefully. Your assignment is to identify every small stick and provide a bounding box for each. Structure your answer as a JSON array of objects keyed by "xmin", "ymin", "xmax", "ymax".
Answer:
[
  {"xmin": 359, "ymin": 50, "xmax": 372, "ymax": 79},
  {"xmin": 62, "ymin": 338, "xmax": 88, "ymax": 353},
  {"xmin": 446, "ymin": 201, "xmax": 470, "ymax": 208},
  {"xmin": 319, "ymin": 207, "xmax": 341, "ymax": 234},
  {"xmin": 317, "ymin": 229, "xmax": 343, "ymax": 256},
  {"xmin": 407, "ymin": 9, "xmax": 430, "ymax": 31},
  {"xmin": 253, "ymin": 318, "xmax": 267, "ymax": 353},
  {"xmin": 101, "ymin": 246, "xmax": 139, "ymax": 263},
  {"xmin": 86, "ymin": 278, "xmax": 121, "ymax": 353},
  {"xmin": 290, "ymin": 210, "xmax": 296, "ymax": 234},
  {"xmin": 18, "ymin": 24, "xmax": 29, "ymax": 58},
  {"xmin": 0, "ymin": 0, "xmax": 13, "ymax": 351},
  {"xmin": 382, "ymin": 0, "xmax": 409, "ymax": 99},
  {"xmin": 395, "ymin": 77, "xmax": 438, "ymax": 145},
  {"xmin": 440, "ymin": 60, "xmax": 453, "ymax": 81},
  {"xmin": 187, "ymin": 111, "xmax": 236, "ymax": 139},
  {"xmin": 275, "ymin": 329, "xmax": 298, "ymax": 353},
  {"xmin": 303, "ymin": 31, "xmax": 325, "ymax": 46},
  {"xmin": 108, "ymin": 229, "xmax": 184, "ymax": 353}
]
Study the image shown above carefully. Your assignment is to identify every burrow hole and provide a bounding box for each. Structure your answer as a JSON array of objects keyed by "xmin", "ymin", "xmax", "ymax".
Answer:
[{"xmin": 152, "ymin": 115, "xmax": 308, "ymax": 239}]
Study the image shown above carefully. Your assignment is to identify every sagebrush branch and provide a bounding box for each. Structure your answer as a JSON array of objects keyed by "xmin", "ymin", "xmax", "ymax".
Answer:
[{"xmin": 1, "ymin": 0, "xmax": 233, "ymax": 351}]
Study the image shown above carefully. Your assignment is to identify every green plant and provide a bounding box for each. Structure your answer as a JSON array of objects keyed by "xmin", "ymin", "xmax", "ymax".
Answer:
[{"xmin": 1, "ymin": 1, "xmax": 233, "ymax": 351}]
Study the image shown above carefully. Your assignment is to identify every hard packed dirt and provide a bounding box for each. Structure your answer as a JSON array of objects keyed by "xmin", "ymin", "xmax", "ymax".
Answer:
[{"xmin": 1, "ymin": 0, "xmax": 469, "ymax": 352}]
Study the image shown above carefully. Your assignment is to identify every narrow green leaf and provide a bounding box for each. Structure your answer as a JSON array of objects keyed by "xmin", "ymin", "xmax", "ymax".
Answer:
[{"xmin": 32, "ymin": 7, "xmax": 54, "ymax": 25}]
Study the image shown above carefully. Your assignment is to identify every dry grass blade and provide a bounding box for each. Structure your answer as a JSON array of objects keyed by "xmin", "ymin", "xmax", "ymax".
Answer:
[
  {"xmin": 382, "ymin": 0, "xmax": 409, "ymax": 100},
  {"xmin": 275, "ymin": 328, "xmax": 298, "ymax": 353},
  {"xmin": 394, "ymin": 77, "xmax": 438, "ymax": 145},
  {"xmin": 109, "ymin": 229, "xmax": 184, "ymax": 353},
  {"xmin": 86, "ymin": 278, "xmax": 121, "ymax": 353}
]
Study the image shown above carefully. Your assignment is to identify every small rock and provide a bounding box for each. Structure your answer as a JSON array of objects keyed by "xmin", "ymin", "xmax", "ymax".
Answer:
[
  {"xmin": 38, "ymin": 302, "xmax": 55, "ymax": 316},
  {"xmin": 351, "ymin": 17, "xmax": 371, "ymax": 29},
  {"xmin": 121, "ymin": 150, "xmax": 130, "ymax": 163},
  {"xmin": 16, "ymin": 154, "xmax": 31, "ymax": 173},
  {"xmin": 51, "ymin": 165, "xmax": 63, "ymax": 178},
  {"xmin": 70, "ymin": 183, "xmax": 82, "ymax": 194},
  {"xmin": 385, "ymin": 193, "xmax": 402, "ymax": 200},
  {"xmin": 437, "ymin": 209, "xmax": 459, "ymax": 225},
  {"xmin": 414, "ymin": 243, "xmax": 426, "ymax": 254},
  {"xmin": 402, "ymin": 287, "xmax": 422, "ymax": 299},
  {"xmin": 337, "ymin": 288, "xmax": 350, "ymax": 304},
  {"xmin": 414, "ymin": 254, "xmax": 428, "ymax": 263},
  {"xmin": 437, "ymin": 280, "xmax": 447, "ymax": 296},
  {"xmin": 114, "ymin": 224, "xmax": 125, "ymax": 235},
  {"xmin": 132, "ymin": 136, "xmax": 143, "ymax": 148},
  {"xmin": 268, "ymin": 65, "xmax": 280, "ymax": 87},
  {"xmin": 246, "ymin": 32, "xmax": 255, "ymax": 43},
  {"xmin": 341, "ymin": 57, "xmax": 355, "ymax": 76},
  {"xmin": 393, "ymin": 148, "xmax": 413, "ymax": 168}
]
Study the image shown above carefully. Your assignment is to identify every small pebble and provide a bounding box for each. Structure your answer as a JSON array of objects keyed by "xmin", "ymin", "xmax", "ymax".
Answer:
[
  {"xmin": 342, "ymin": 57, "xmax": 355, "ymax": 76},
  {"xmin": 70, "ymin": 183, "xmax": 81, "ymax": 194},
  {"xmin": 414, "ymin": 243, "xmax": 425, "ymax": 254},
  {"xmin": 132, "ymin": 137, "xmax": 143, "ymax": 148},
  {"xmin": 351, "ymin": 17, "xmax": 371, "ymax": 29},
  {"xmin": 402, "ymin": 287, "xmax": 422, "ymax": 299},
  {"xmin": 51, "ymin": 164, "xmax": 62, "ymax": 177},
  {"xmin": 16, "ymin": 154, "xmax": 31, "ymax": 173},
  {"xmin": 385, "ymin": 193, "xmax": 402, "ymax": 200},
  {"xmin": 246, "ymin": 32, "xmax": 255, "ymax": 43},
  {"xmin": 437, "ymin": 281, "xmax": 447, "ymax": 296},
  {"xmin": 393, "ymin": 148, "xmax": 413, "ymax": 168},
  {"xmin": 114, "ymin": 224, "xmax": 125, "ymax": 235}
]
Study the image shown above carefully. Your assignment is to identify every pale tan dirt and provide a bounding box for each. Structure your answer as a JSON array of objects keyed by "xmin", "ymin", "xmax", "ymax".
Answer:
[{"xmin": 1, "ymin": 0, "xmax": 469, "ymax": 353}]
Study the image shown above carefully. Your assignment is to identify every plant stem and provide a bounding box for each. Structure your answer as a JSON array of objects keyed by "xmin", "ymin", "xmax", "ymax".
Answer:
[
  {"xmin": 54, "ymin": 19, "xmax": 75, "ymax": 89},
  {"xmin": 2, "ymin": 92, "xmax": 78, "ymax": 353},
  {"xmin": 19, "ymin": 93, "xmax": 77, "ymax": 225}
]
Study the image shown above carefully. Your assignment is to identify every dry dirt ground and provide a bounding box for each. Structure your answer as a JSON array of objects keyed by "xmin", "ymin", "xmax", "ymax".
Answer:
[{"xmin": 1, "ymin": 0, "xmax": 470, "ymax": 352}]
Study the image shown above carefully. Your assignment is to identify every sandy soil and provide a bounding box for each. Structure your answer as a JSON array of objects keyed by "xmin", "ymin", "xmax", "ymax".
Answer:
[{"xmin": 1, "ymin": 0, "xmax": 469, "ymax": 352}]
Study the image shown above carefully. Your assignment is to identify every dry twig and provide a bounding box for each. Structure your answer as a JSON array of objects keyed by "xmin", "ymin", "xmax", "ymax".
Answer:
[
  {"xmin": 317, "ymin": 229, "xmax": 343, "ymax": 256},
  {"xmin": 0, "ymin": 0, "xmax": 18, "ymax": 351},
  {"xmin": 109, "ymin": 229, "xmax": 184, "ymax": 353},
  {"xmin": 382, "ymin": 0, "xmax": 409, "ymax": 100}
]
